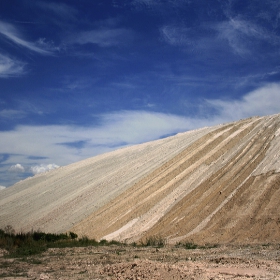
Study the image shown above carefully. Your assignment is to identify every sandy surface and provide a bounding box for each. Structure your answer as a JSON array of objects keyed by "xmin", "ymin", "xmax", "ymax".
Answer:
[
  {"xmin": 1, "ymin": 113, "xmax": 280, "ymax": 245},
  {"xmin": 72, "ymin": 114, "xmax": 280, "ymax": 244}
]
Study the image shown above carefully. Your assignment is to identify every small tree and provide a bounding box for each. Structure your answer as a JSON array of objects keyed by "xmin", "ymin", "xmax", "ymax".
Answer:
[{"xmin": 69, "ymin": 232, "xmax": 78, "ymax": 239}]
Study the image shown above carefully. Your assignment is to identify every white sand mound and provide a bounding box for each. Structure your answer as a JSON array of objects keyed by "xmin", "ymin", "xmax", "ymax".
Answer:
[{"xmin": 1, "ymin": 113, "xmax": 280, "ymax": 245}]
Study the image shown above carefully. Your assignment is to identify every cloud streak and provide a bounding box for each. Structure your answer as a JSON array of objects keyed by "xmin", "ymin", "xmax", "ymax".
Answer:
[
  {"xmin": 0, "ymin": 21, "xmax": 54, "ymax": 55},
  {"xmin": 37, "ymin": 1, "xmax": 77, "ymax": 20},
  {"xmin": 0, "ymin": 54, "xmax": 25, "ymax": 77},
  {"xmin": 70, "ymin": 28, "xmax": 133, "ymax": 47},
  {"xmin": 0, "ymin": 109, "xmax": 26, "ymax": 119},
  {"xmin": 161, "ymin": 18, "xmax": 280, "ymax": 57},
  {"xmin": 215, "ymin": 18, "xmax": 280, "ymax": 56}
]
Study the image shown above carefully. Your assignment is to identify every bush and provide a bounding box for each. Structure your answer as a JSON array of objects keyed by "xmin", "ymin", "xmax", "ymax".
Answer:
[
  {"xmin": 184, "ymin": 242, "xmax": 198, "ymax": 249},
  {"xmin": 69, "ymin": 231, "xmax": 78, "ymax": 239},
  {"xmin": 141, "ymin": 235, "xmax": 166, "ymax": 247},
  {"xmin": 0, "ymin": 226, "xmax": 83, "ymax": 257}
]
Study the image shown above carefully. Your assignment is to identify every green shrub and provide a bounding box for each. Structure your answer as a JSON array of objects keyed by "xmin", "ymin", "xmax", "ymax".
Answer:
[
  {"xmin": 184, "ymin": 242, "xmax": 198, "ymax": 249},
  {"xmin": 69, "ymin": 231, "xmax": 78, "ymax": 239},
  {"xmin": 141, "ymin": 235, "xmax": 166, "ymax": 247},
  {"xmin": 175, "ymin": 241, "xmax": 200, "ymax": 249}
]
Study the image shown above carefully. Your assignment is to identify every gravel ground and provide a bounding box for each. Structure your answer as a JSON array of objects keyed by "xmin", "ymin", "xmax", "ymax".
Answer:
[{"xmin": 1, "ymin": 244, "xmax": 280, "ymax": 279}]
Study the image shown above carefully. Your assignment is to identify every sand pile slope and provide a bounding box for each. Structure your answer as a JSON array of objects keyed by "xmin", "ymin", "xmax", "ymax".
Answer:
[{"xmin": 1, "ymin": 113, "xmax": 280, "ymax": 244}]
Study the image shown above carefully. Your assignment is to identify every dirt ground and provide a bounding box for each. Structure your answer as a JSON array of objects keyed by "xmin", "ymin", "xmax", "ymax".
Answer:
[{"xmin": 1, "ymin": 244, "xmax": 280, "ymax": 279}]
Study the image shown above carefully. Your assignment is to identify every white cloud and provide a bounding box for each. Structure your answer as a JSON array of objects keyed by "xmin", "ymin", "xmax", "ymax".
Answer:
[
  {"xmin": 0, "ymin": 54, "xmax": 25, "ymax": 77},
  {"xmin": 8, "ymin": 164, "xmax": 25, "ymax": 173},
  {"xmin": 1, "ymin": 83, "xmax": 280, "ymax": 185},
  {"xmin": 0, "ymin": 21, "xmax": 53, "ymax": 55},
  {"xmin": 0, "ymin": 186, "xmax": 6, "ymax": 190},
  {"xmin": 30, "ymin": 164, "xmax": 60, "ymax": 175},
  {"xmin": 205, "ymin": 83, "xmax": 280, "ymax": 121}
]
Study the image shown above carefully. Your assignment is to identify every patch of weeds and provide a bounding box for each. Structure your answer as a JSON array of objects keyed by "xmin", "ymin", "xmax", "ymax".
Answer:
[
  {"xmin": 140, "ymin": 235, "xmax": 166, "ymax": 247},
  {"xmin": 108, "ymin": 239, "xmax": 125, "ymax": 246},
  {"xmin": 47, "ymin": 236, "xmax": 99, "ymax": 249},
  {"xmin": 184, "ymin": 242, "xmax": 198, "ymax": 249},
  {"xmin": 176, "ymin": 241, "xmax": 216, "ymax": 250},
  {"xmin": 6, "ymin": 242, "xmax": 47, "ymax": 258},
  {"xmin": 131, "ymin": 242, "xmax": 138, "ymax": 247},
  {"xmin": 175, "ymin": 241, "xmax": 199, "ymax": 249},
  {"xmin": 99, "ymin": 239, "xmax": 109, "ymax": 246}
]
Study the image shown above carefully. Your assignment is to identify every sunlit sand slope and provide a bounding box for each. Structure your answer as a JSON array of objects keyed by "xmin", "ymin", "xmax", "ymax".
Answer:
[{"xmin": 1, "ymin": 114, "xmax": 280, "ymax": 244}]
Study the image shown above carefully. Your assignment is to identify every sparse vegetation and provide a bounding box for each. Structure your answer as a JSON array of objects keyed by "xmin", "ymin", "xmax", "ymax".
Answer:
[
  {"xmin": 184, "ymin": 242, "xmax": 198, "ymax": 249},
  {"xmin": 140, "ymin": 235, "xmax": 167, "ymax": 247},
  {"xmin": 175, "ymin": 241, "xmax": 198, "ymax": 249},
  {"xmin": 0, "ymin": 226, "xmax": 125, "ymax": 258},
  {"xmin": 0, "ymin": 226, "xmax": 220, "ymax": 261},
  {"xmin": 175, "ymin": 241, "xmax": 219, "ymax": 250},
  {"xmin": 0, "ymin": 228, "xmax": 279, "ymax": 279}
]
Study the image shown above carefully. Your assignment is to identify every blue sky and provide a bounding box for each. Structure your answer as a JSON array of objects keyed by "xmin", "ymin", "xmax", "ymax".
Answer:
[{"xmin": 1, "ymin": 0, "xmax": 280, "ymax": 187}]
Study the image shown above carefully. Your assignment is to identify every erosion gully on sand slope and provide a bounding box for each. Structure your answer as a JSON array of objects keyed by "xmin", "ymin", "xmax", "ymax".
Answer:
[{"xmin": 144, "ymin": 116, "xmax": 279, "ymax": 244}]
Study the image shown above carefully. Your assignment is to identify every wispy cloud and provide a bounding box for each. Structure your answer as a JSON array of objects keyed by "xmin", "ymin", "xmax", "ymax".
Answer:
[
  {"xmin": 70, "ymin": 28, "xmax": 133, "ymax": 47},
  {"xmin": 0, "ymin": 54, "xmax": 25, "ymax": 77},
  {"xmin": 37, "ymin": 1, "xmax": 77, "ymax": 20},
  {"xmin": 161, "ymin": 18, "xmax": 280, "ymax": 57},
  {"xmin": 160, "ymin": 24, "xmax": 223, "ymax": 54},
  {"xmin": 0, "ymin": 109, "xmax": 26, "ymax": 119},
  {"xmin": 221, "ymin": 0, "xmax": 280, "ymax": 29},
  {"xmin": 160, "ymin": 25, "xmax": 191, "ymax": 46},
  {"xmin": 0, "ymin": 20, "xmax": 54, "ymax": 55},
  {"xmin": 215, "ymin": 18, "xmax": 280, "ymax": 56}
]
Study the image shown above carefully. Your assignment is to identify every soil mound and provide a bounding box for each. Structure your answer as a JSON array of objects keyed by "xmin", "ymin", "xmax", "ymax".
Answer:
[{"xmin": 1, "ymin": 113, "xmax": 280, "ymax": 245}]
